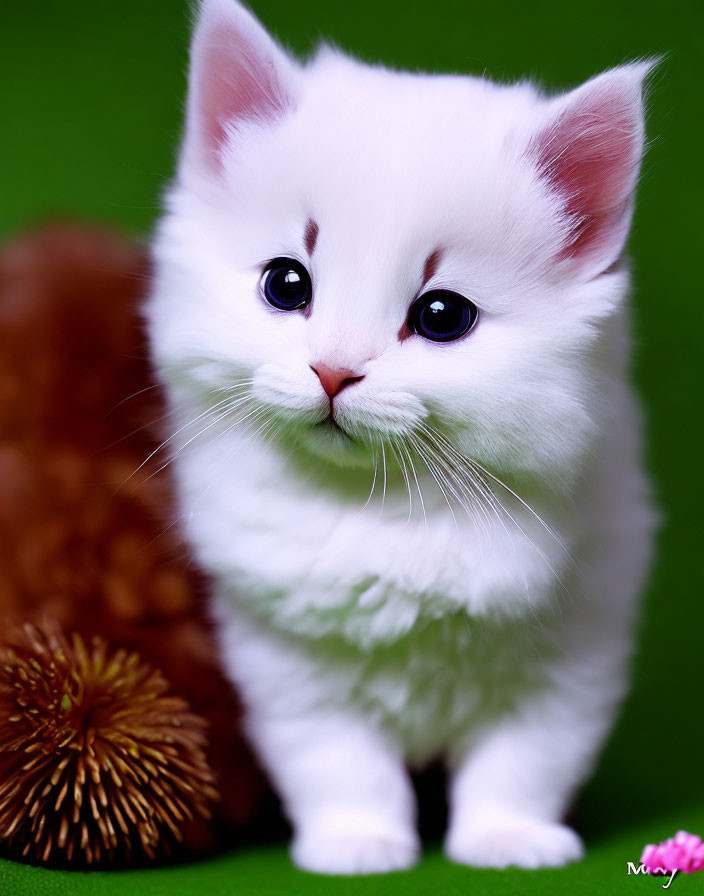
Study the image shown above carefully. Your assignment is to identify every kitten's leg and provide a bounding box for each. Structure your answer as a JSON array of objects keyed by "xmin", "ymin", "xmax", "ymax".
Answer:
[
  {"xmin": 445, "ymin": 612, "xmax": 632, "ymax": 869},
  {"xmin": 446, "ymin": 449, "xmax": 654, "ymax": 872},
  {"xmin": 215, "ymin": 602, "xmax": 419, "ymax": 875},
  {"xmin": 254, "ymin": 708, "xmax": 419, "ymax": 874}
]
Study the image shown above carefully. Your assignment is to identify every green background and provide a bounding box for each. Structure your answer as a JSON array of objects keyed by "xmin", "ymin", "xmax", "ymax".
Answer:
[{"xmin": 1, "ymin": 0, "xmax": 702, "ymax": 893}]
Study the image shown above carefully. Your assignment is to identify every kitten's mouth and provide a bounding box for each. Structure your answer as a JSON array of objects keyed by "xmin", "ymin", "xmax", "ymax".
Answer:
[
  {"xmin": 298, "ymin": 413, "xmax": 374, "ymax": 468},
  {"xmin": 317, "ymin": 414, "xmax": 350, "ymax": 439}
]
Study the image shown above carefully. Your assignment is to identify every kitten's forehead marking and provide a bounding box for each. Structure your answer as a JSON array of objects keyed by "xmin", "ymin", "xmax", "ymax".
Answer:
[
  {"xmin": 398, "ymin": 248, "xmax": 444, "ymax": 343},
  {"xmin": 421, "ymin": 249, "xmax": 442, "ymax": 288},
  {"xmin": 304, "ymin": 219, "xmax": 319, "ymax": 256}
]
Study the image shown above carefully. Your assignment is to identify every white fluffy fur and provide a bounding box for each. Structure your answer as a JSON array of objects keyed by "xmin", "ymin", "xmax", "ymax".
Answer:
[{"xmin": 147, "ymin": 0, "xmax": 655, "ymax": 874}]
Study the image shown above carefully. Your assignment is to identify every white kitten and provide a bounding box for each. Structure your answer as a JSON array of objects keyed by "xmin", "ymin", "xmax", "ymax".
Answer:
[{"xmin": 147, "ymin": 0, "xmax": 656, "ymax": 874}]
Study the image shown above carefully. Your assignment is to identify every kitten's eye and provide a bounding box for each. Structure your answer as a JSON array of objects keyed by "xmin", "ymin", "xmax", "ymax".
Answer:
[
  {"xmin": 408, "ymin": 290, "xmax": 478, "ymax": 343},
  {"xmin": 261, "ymin": 258, "xmax": 312, "ymax": 311}
]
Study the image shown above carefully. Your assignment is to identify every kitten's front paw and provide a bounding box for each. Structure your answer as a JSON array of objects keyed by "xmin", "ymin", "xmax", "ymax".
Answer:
[
  {"xmin": 446, "ymin": 814, "xmax": 584, "ymax": 869},
  {"xmin": 292, "ymin": 812, "xmax": 419, "ymax": 875}
]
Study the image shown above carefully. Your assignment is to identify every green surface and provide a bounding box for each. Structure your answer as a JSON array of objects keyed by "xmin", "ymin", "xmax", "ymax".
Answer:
[
  {"xmin": 3, "ymin": 805, "xmax": 704, "ymax": 896},
  {"xmin": 3, "ymin": 810, "xmax": 704, "ymax": 896},
  {"xmin": 1, "ymin": 0, "xmax": 703, "ymax": 893}
]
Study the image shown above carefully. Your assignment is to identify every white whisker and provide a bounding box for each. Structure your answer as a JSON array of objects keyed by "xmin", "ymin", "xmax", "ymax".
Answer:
[
  {"xmin": 359, "ymin": 433, "xmax": 379, "ymax": 513},
  {"xmin": 424, "ymin": 422, "xmax": 565, "ymax": 552},
  {"xmin": 137, "ymin": 401, "xmax": 245, "ymax": 486},
  {"xmin": 400, "ymin": 436, "xmax": 427, "ymax": 527},
  {"xmin": 379, "ymin": 440, "xmax": 388, "ymax": 519},
  {"xmin": 417, "ymin": 421, "xmax": 571, "ymax": 586},
  {"xmin": 406, "ymin": 431, "xmax": 458, "ymax": 534},
  {"xmin": 413, "ymin": 426, "xmax": 488, "ymax": 534},
  {"xmin": 127, "ymin": 391, "xmax": 246, "ymax": 482},
  {"xmin": 390, "ymin": 436, "xmax": 413, "ymax": 523},
  {"xmin": 468, "ymin": 455, "xmax": 569, "ymax": 555}
]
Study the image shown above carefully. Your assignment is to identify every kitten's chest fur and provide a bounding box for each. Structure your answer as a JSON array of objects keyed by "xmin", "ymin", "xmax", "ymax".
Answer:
[
  {"xmin": 218, "ymin": 580, "xmax": 560, "ymax": 762},
  {"xmin": 179, "ymin": 429, "xmax": 568, "ymax": 759},
  {"xmin": 314, "ymin": 612, "xmax": 556, "ymax": 762},
  {"xmin": 179, "ymin": 427, "xmax": 569, "ymax": 643}
]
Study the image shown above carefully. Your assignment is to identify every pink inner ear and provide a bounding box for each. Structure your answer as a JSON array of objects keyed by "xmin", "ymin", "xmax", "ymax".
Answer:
[
  {"xmin": 196, "ymin": 20, "xmax": 291, "ymax": 161},
  {"xmin": 531, "ymin": 85, "xmax": 642, "ymax": 262}
]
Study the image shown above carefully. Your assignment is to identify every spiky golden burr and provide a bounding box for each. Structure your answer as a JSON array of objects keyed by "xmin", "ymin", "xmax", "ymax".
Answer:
[{"xmin": 0, "ymin": 623, "xmax": 218, "ymax": 865}]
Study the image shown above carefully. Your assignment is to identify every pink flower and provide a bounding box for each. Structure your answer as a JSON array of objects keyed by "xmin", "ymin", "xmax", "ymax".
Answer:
[{"xmin": 641, "ymin": 831, "xmax": 704, "ymax": 874}]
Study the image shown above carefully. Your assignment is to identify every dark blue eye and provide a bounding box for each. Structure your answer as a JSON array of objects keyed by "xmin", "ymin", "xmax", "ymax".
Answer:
[
  {"xmin": 262, "ymin": 258, "xmax": 312, "ymax": 311},
  {"xmin": 408, "ymin": 290, "xmax": 478, "ymax": 343}
]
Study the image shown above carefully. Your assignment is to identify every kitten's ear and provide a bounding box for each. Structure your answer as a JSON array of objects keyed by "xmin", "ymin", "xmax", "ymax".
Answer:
[
  {"xmin": 528, "ymin": 62, "xmax": 654, "ymax": 278},
  {"xmin": 182, "ymin": 0, "xmax": 298, "ymax": 176}
]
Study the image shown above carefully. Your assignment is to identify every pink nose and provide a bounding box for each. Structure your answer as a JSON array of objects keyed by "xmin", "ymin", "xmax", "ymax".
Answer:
[{"xmin": 311, "ymin": 364, "xmax": 364, "ymax": 399}]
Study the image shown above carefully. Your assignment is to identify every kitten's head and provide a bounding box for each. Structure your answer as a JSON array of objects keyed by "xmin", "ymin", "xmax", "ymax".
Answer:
[{"xmin": 149, "ymin": 0, "xmax": 651, "ymax": 485}]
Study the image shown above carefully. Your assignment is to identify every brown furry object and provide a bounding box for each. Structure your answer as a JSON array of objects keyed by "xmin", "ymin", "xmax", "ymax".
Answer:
[{"xmin": 0, "ymin": 224, "xmax": 269, "ymax": 860}]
